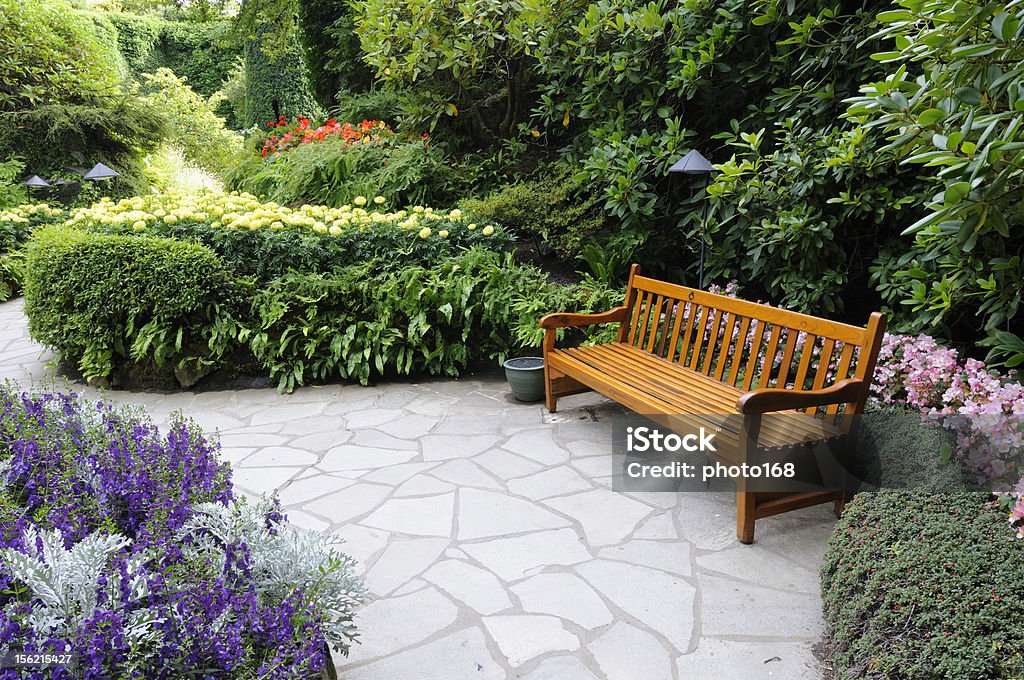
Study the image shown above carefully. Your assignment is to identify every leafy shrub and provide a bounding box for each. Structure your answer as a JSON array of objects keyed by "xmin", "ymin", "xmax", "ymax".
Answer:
[
  {"xmin": 247, "ymin": 249, "xmax": 622, "ymax": 390},
  {"xmin": 67, "ymin": 191, "xmax": 510, "ymax": 281},
  {"xmin": 137, "ymin": 68, "xmax": 244, "ymax": 177},
  {"xmin": 850, "ymin": 0, "xmax": 1024, "ymax": 348},
  {"xmin": 22, "ymin": 225, "xmax": 245, "ymax": 383},
  {"xmin": 0, "ymin": 252, "xmax": 23, "ymax": 303},
  {"xmin": 0, "ymin": 158, "xmax": 28, "ymax": 210},
  {"xmin": 821, "ymin": 492, "xmax": 1024, "ymax": 678},
  {"xmin": 334, "ymin": 88, "xmax": 405, "ymax": 127},
  {"xmin": 0, "ymin": 0, "xmax": 121, "ymax": 111},
  {"xmin": 461, "ymin": 165, "xmax": 605, "ymax": 255},
  {"xmin": 0, "ymin": 0, "xmax": 166, "ymax": 195},
  {"xmin": 0, "ymin": 203, "xmax": 67, "ymax": 301},
  {"xmin": 0, "ymin": 384, "xmax": 364, "ymax": 675},
  {"xmin": 228, "ymin": 135, "xmax": 453, "ymax": 208}
]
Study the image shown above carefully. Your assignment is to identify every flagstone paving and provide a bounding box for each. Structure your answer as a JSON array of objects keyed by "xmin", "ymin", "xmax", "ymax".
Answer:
[{"xmin": 0, "ymin": 298, "xmax": 831, "ymax": 679}]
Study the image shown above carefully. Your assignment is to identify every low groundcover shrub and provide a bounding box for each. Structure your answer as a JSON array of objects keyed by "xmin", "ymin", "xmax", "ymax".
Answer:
[
  {"xmin": 821, "ymin": 492, "xmax": 1024, "ymax": 679},
  {"xmin": 0, "ymin": 384, "xmax": 364, "ymax": 678}
]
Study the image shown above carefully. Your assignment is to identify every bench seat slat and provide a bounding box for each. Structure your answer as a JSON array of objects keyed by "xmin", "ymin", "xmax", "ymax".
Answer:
[{"xmin": 550, "ymin": 344, "xmax": 841, "ymax": 447}]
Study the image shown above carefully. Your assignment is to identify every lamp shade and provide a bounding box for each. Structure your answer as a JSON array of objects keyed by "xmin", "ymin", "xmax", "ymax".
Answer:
[
  {"xmin": 23, "ymin": 175, "xmax": 50, "ymax": 188},
  {"xmin": 668, "ymin": 149, "xmax": 715, "ymax": 174},
  {"xmin": 84, "ymin": 163, "xmax": 120, "ymax": 180}
]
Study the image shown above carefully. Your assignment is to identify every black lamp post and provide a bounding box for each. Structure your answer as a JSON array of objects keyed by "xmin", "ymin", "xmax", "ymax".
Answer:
[{"xmin": 668, "ymin": 149, "xmax": 716, "ymax": 289}]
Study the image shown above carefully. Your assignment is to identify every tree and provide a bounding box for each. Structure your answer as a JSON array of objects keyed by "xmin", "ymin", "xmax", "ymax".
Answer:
[{"xmin": 355, "ymin": 0, "xmax": 557, "ymax": 144}]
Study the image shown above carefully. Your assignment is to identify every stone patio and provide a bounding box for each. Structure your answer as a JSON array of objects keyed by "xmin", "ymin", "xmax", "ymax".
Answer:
[{"xmin": 0, "ymin": 298, "xmax": 832, "ymax": 679}]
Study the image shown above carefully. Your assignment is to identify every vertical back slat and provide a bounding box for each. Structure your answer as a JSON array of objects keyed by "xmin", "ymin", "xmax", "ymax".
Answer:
[
  {"xmin": 727, "ymin": 316, "xmax": 752, "ymax": 386},
  {"xmin": 713, "ymin": 314, "xmax": 737, "ymax": 381},
  {"xmin": 689, "ymin": 306, "xmax": 716, "ymax": 370},
  {"xmin": 645, "ymin": 295, "xmax": 666, "ymax": 354},
  {"xmin": 806, "ymin": 338, "xmax": 836, "ymax": 414},
  {"xmin": 655, "ymin": 299, "xmax": 676, "ymax": 357},
  {"xmin": 698, "ymin": 308, "xmax": 724, "ymax": 374},
  {"xmin": 627, "ymin": 291, "xmax": 646, "ymax": 345},
  {"xmin": 826, "ymin": 343, "xmax": 857, "ymax": 415},
  {"xmin": 677, "ymin": 304, "xmax": 701, "ymax": 366},
  {"xmin": 792, "ymin": 334, "xmax": 819, "ymax": 391},
  {"xmin": 774, "ymin": 329, "xmax": 799, "ymax": 388},
  {"xmin": 664, "ymin": 302, "xmax": 687, "ymax": 363},
  {"xmin": 741, "ymin": 321, "xmax": 768, "ymax": 390},
  {"xmin": 757, "ymin": 325, "xmax": 782, "ymax": 389},
  {"xmin": 637, "ymin": 293, "xmax": 658, "ymax": 350}
]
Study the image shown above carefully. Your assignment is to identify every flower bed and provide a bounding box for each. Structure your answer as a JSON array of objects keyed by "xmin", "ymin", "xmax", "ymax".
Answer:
[
  {"xmin": 0, "ymin": 384, "xmax": 364, "ymax": 677},
  {"xmin": 261, "ymin": 116, "xmax": 426, "ymax": 159},
  {"xmin": 870, "ymin": 332, "xmax": 1024, "ymax": 537}
]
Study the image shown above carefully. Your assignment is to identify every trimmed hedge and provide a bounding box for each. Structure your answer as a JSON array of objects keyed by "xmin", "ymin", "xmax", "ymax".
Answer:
[
  {"xmin": 23, "ymin": 226, "xmax": 244, "ymax": 384},
  {"xmin": 821, "ymin": 492, "xmax": 1024, "ymax": 679}
]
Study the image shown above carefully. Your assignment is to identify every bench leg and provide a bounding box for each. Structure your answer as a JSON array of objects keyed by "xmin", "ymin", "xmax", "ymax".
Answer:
[
  {"xmin": 546, "ymin": 390, "xmax": 558, "ymax": 413},
  {"xmin": 736, "ymin": 491, "xmax": 756, "ymax": 544},
  {"xmin": 833, "ymin": 492, "xmax": 848, "ymax": 518}
]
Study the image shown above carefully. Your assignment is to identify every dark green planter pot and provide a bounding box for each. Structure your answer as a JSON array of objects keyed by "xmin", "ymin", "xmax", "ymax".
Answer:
[{"xmin": 503, "ymin": 356, "xmax": 545, "ymax": 402}]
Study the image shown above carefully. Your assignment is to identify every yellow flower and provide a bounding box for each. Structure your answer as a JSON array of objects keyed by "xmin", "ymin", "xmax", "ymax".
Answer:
[
  {"xmin": 439, "ymin": 229, "xmax": 449, "ymax": 238},
  {"xmin": 329, "ymin": 225, "xmax": 342, "ymax": 236},
  {"xmin": 418, "ymin": 227, "xmax": 432, "ymax": 238},
  {"xmin": 164, "ymin": 215, "xmax": 177, "ymax": 224},
  {"xmin": 413, "ymin": 205, "xmax": 424, "ymax": 214},
  {"xmin": 482, "ymin": 225, "xmax": 494, "ymax": 235},
  {"xmin": 373, "ymin": 195, "xmax": 386, "ymax": 205},
  {"xmin": 354, "ymin": 196, "xmax": 367, "ymax": 206},
  {"xmin": 132, "ymin": 221, "xmax": 146, "ymax": 232},
  {"xmin": 467, "ymin": 223, "xmax": 477, "ymax": 230},
  {"xmin": 270, "ymin": 221, "xmax": 284, "ymax": 230},
  {"xmin": 448, "ymin": 209, "xmax": 462, "ymax": 219}
]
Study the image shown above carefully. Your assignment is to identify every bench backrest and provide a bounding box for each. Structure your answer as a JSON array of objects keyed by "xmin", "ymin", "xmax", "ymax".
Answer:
[{"xmin": 616, "ymin": 265, "xmax": 886, "ymax": 415}]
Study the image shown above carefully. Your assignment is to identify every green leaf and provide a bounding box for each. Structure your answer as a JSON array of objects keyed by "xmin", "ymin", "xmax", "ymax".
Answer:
[
  {"xmin": 917, "ymin": 108, "xmax": 945, "ymax": 126},
  {"xmin": 943, "ymin": 181, "xmax": 971, "ymax": 206}
]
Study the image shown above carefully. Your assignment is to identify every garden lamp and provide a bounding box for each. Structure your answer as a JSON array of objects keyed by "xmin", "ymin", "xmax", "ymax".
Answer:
[
  {"xmin": 23, "ymin": 175, "xmax": 50, "ymax": 188},
  {"xmin": 669, "ymin": 149, "xmax": 716, "ymax": 289},
  {"xmin": 84, "ymin": 163, "xmax": 120, "ymax": 180}
]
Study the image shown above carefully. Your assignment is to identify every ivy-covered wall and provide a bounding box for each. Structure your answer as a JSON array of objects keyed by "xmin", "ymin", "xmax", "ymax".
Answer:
[{"xmin": 243, "ymin": 24, "xmax": 321, "ymax": 129}]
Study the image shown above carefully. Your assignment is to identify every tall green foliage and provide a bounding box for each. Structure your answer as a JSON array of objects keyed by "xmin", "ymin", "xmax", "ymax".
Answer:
[
  {"xmin": 298, "ymin": 0, "xmax": 370, "ymax": 108},
  {"xmin": 847, "ymin": 0, "xmax": 1024, "ymax": 352},
  {"xmin": 243, "ymin": 24, "xmax": 322, "ymax": 129},
  {"xmin": 0, "ymin": 0, "xmax": 166, "ymax": 195},
  {"xmin": 355, "ymin": 0, "xmax": 552, "ymax": 144},
  {"xmin": 137, "ymin": 68, "xmax": 243, "ymax": 176}
]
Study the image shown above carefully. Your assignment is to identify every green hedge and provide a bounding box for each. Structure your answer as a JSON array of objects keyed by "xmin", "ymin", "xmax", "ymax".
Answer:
[
  {"xmin": 23, "ymin": 218, "xmax": 620, "ymax": 390},
  {"xmin": 23, "ymin": 226, "xmax": 244, "ymax": 383},
  {"xmin": 821, "ymin": 492, "xmax": 1024, "ymax": 679}
]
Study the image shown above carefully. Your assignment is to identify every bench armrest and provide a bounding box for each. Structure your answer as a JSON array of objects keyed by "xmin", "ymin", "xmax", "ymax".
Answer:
[
  {"xmin": 736, "ymin": 378, "xmax": 866, "ymax": 414},
  {"xmin": 539, "ymin": 306, "xmax": 630, "ymax": 329}
]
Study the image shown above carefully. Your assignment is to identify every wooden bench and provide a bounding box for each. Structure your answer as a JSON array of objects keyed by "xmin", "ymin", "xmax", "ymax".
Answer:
[{"xmin": 540, "ymin": 264, "xmax": 886, "ymax": 543}]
